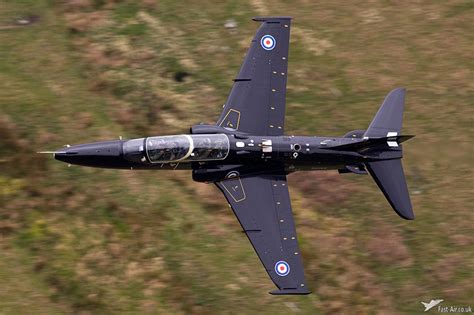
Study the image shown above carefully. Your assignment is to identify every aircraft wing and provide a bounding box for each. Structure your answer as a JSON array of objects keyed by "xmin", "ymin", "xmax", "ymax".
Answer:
[
  {"xmin": 216, "ymin": 17, "xmax": 291, "ymax": 136},
  {"xmin": 215, "ymin": 174, "xmax": 310, "ymax": 294}
]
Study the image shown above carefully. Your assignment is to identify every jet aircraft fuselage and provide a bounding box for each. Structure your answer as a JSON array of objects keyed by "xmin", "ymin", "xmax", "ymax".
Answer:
[{"xmin": 55, "ymin": 130, "xmax": 402, "ymax": 176}]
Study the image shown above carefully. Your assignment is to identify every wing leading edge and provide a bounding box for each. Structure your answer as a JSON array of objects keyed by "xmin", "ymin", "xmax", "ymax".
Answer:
[
  {"xmin": 216, "ymin": 16, "xmax": 291, "ymax": 136},
  {"xmin": 215, "ymin": 174, "xmax": 310, "ymax": 294}
]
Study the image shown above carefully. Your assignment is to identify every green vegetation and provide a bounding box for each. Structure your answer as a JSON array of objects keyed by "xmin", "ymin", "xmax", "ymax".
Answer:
[{"xmin": 0, "ymin": 0, "xmax": 472, "ymax": 314}]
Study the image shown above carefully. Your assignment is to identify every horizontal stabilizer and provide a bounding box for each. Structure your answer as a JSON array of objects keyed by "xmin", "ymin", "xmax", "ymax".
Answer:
[
  {"xmin": 365, "ymin": 159, "xmax": 414, "ymax": 220},
  {"xmin": 364, "ymin": 88, "xmax": 406, "ymax": 138}
]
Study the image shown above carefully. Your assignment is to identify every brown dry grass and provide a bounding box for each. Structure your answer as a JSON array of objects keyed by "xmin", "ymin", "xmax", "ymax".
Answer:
[{"xmin": 366, "ymin": 221, "xmax": 413, "ymax": 267}]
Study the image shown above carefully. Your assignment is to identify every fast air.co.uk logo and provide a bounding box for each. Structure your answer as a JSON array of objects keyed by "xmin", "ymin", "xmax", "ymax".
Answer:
[
  {"xmin": 421, "ymin": 299, "xmax": 444, "ymax": 312},
  {"xmin": 421, "ymin": 298, "xmax": 472, "ymax": 313}
]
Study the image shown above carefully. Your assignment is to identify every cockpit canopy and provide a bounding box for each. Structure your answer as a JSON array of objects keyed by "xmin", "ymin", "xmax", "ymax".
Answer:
[
  {"xmin": 123, "ymin": 134, "xmax": 229, "ymax": 164},
  {"xmin": 146, "ymin": 135, "xmax": 191, "ymax": 162}
]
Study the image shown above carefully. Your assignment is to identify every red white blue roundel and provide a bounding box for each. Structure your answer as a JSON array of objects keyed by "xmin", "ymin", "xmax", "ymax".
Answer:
[
  {"xmin": 275, "ymin": 260, "xmax": 290, "ymax": 276},
  {"xmin": 261, "ymin": 35, "xmax": 276, "ymax": 50}
]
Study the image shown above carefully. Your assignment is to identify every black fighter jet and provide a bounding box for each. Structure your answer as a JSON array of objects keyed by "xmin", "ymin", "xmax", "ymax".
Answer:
[{"xmin": 49, "ymin": 17, "xmax": 415, "ymax": 295}]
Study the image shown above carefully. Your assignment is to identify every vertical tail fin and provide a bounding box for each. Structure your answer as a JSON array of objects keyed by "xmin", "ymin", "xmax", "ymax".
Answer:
[
  {"xmin": 364, "ymin": 88, "xmax": 406, "ymax": 138},
  {"xmin": 365, "ymin": 159, "xmax": 414, "ymax": 220}
]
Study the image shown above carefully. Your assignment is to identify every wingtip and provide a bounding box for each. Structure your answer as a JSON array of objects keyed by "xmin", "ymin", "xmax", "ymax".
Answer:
[
  {"xmin": 269, "ymin": 288, "xmax": 311, "ymax": 295},
  {"xmin": 252, "ymin": 16, "xmax": 293, "ymax": 22}
]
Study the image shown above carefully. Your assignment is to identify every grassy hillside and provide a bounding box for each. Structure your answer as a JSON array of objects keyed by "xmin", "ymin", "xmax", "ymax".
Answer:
[{"xmin": 0, "ymin": 0, "xmax": 472, "ymax": 314}]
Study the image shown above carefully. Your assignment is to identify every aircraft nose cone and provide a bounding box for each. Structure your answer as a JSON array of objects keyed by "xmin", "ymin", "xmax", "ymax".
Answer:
[
  {"xmin": 54, "ymin": 140, "xmax": 128, "ymax": 168},
  {"xmin": 54, "ymin": 148, "xmax": 78, "ymax": 164}
]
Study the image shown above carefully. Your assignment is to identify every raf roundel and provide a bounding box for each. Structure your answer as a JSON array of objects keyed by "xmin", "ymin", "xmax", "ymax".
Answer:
[
  {"xmin": 275, "ymin": 260, "xmax": 290, "ymax": 276},
  {"xmin": 261, "ymin": 34, "xmax": 276, "ymax": 51}
]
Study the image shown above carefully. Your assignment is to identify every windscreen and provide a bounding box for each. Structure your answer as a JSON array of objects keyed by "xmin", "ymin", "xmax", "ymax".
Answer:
[{"xmin": 123, "ymin": 138, "xmax": 146, "ymax": 163}]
